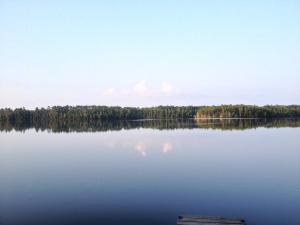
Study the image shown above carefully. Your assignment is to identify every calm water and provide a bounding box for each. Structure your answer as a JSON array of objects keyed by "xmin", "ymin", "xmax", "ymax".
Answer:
[{"xmin": 0, "ymin": 119, "xmax": 300, "ymax": 225}]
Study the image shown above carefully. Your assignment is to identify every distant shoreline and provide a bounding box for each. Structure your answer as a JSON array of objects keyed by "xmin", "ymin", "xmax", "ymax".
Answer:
[{"xmin": 1, "ymin": 105, "xmax": 300, "ymax": 125}]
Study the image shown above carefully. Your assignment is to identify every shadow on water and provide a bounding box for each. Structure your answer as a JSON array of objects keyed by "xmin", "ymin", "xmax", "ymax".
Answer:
[{"xmin": 1, "ymin": 118, "xmax": 300, "ymax": 133}]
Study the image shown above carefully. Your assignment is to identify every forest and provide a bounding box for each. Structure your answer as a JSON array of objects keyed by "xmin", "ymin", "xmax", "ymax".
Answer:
[
  {"xmin": 0, "ymin": 105, "xmax": 300, "ymax": 127},
  {"xmin": 195, "ymin": 105, "xmax": 300, "ymax": 118}
]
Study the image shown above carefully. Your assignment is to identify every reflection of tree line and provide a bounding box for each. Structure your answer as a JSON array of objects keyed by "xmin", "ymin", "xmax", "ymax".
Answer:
[
  {"xmin": 196, "ymin": 118, "xmax": 300, "ymax": 130},
  {"xmin": 0, "ymin": 118, "xmax": 300, "ymax": 132}
]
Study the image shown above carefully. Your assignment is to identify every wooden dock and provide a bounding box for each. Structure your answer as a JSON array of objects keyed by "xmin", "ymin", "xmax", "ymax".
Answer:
[{"xmin": 177, "ymin": 215, "xmax": 246, "ymax": 225}]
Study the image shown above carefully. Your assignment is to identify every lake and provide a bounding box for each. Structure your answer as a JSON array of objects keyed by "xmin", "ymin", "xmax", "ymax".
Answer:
[{"xmin": 0, "ymin": 119, "xmax": 300, "ymax": 225}]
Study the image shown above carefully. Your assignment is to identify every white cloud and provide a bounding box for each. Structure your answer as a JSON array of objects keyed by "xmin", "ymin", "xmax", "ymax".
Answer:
[
  {"xmin": 160, "ymin": 82, "xmax": 173, "ymax": 96},
  {"xmin": 133, "ymin": 80, "xmax": 149, "ymax": 97},
  {"xmin": 101, "ymin": 80, "xmax": 177, "ymax": 101},
  {"xmin": 103, "ymin": 88, "xmax": 116, "ymax": 96},
  {"xmin": 121, "ymin": 89, "xmax": 130, "ymax": 96}
]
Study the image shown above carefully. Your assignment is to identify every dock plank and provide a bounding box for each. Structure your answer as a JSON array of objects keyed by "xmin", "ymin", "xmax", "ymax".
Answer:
[{"xmin": 177, "ymin": 215, "xmax": 246, "ymax": 225}]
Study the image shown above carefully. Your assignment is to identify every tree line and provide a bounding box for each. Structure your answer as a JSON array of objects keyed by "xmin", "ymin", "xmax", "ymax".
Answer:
[
  {"xmin": 0, "ymin": 105, "xmax": 299, "ymax": 127},
  {"xmin": 0, "ymin": 106, "xmax": 198, "ymax": 125},
  {"xmin": 195, "ymin": 105, "xmax": 300, "ymax": 118}
]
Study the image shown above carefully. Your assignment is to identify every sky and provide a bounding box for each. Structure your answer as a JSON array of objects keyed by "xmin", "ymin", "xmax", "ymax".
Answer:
[{"xmin": 0, "ymin": 0, "xmax": 299, "ymax": 108}]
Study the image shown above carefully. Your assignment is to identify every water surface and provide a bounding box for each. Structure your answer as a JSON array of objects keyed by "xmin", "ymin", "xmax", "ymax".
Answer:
[{"xmin": 0, "ymin": 119, "xmax": 299, "ymax": 225}]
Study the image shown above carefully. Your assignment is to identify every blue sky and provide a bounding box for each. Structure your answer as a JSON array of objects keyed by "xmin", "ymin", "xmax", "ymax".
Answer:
[{"xmin": 0, "ymin": 0, "xmax": 299, "ymax": 108}]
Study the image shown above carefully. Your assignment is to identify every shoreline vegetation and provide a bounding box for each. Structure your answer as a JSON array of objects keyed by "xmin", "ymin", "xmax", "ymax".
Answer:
[
  {"xmin": 1, "ymin": 105, "xmax": 300, "ymax": 120},
  {"xmin": 0, "ymin": 105, "xmax": 300, "ymax": 123},
  {"xmin": 0, "ymin": 105, "xmax": 300, "ymax": 132}
]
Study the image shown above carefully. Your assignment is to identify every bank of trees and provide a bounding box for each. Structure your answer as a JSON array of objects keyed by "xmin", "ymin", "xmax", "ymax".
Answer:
[
  {"xmin": 0, "ymin": 106, "xmax": 198, "ymax": 125},
  {"xmin": 195, "ymin": 105, "xmax": 300, "ymax": 118},
  {"xmin": 1, "ymin": 105, "xmax": 300, "ymax": 127}
]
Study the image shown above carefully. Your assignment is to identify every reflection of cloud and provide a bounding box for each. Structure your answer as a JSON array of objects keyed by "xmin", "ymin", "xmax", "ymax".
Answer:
[
  {"xmin": 162, "ymin": 142, "xmax": 173, "ymax": 154},
  {"xmin": 135, "ymin": 142, "xmax": 147, "ymax": 157},
  {"xmin": 101, "ymin": 138, "xmax": 173, "ymax": 157},
  {"xmin": 105, "ymin": 142, "xmax": 116, "ymax": 149}
]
